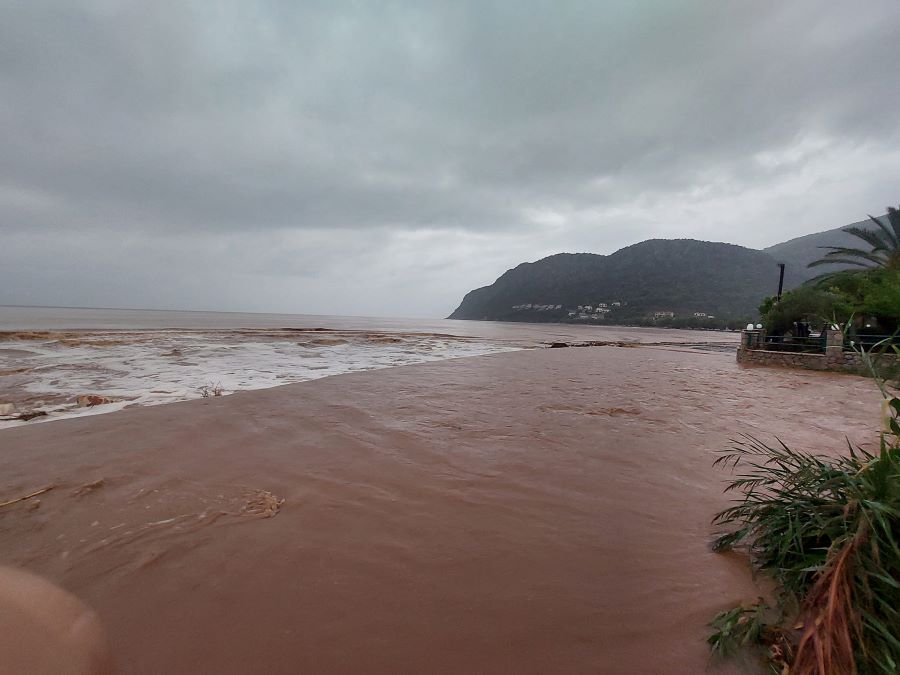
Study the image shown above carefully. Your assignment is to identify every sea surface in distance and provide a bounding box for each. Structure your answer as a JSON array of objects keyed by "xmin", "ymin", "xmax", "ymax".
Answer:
[{"xmin": 0, "ymin": 305, "xmax": 737, "ymax": 428}]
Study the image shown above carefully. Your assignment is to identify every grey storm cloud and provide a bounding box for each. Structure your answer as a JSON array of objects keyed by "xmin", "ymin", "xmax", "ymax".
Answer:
[{"xmin": 1, "ymin": 1, "xmax": 899, "ymax": 316}]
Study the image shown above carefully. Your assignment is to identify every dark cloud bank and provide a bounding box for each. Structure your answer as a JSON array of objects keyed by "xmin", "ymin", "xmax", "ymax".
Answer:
[{"xmin": 1, "ymin": 1, "xmax": 898, "ymax": 317}]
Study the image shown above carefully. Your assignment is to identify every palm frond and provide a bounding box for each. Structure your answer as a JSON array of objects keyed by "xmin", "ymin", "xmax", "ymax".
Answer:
[
  {"xmin": 822, "ymin": 246, "xmax": 888, "ymax": 262},
  {"xmin": 808, "ymin": 207, "xmax": 900, "ymax": 269},
  {"xmin": 868, "ymin": 211, "xmax": 900, "ymax": 250},
  {"xmin": 805, "ymin": 268, "xmax": 869, "ymax": 286},
  {"xmin": 808, "ymin": 256, "xmax": 878, "ymax": 269},
  {"xmin": 845, "ymin": 225, "xmax": 891, "ymax": 252},
  {"xmin": 813, "ymin": 246, "xmax": 886, "ymax": 266},
  {"xmin": 885, "ymin": 207, "xmax": 900, "ymax": 245}
]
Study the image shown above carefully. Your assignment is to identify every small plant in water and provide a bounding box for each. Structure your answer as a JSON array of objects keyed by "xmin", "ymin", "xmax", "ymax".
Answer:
[
  {"xmin": 710, "ymin": 341, "xmax": 900, "ymax": 674},
  {"xmin": 708, "ymin": 604, "xmax": 759, "ymax": 658},
  {"xmin": 198, "ymin": 382, "xmax": 225, "ymax": 398},
  {"xmin": 708, "ymin": 601, "xmax": 795, "ymax": 673}
]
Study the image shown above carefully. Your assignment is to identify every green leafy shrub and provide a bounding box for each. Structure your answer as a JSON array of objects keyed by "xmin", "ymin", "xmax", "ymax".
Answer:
[
  {"xmin": 711, "ymin": 434, "xmax": 900, "ymax": 674},
  {"xmin": 761, "ymin": 267, "xmax": 900, "ymax": 337},
  {"xmin": 760, "ymin": 286, "xmax": 852, "ymax": 335},
  {"xmin": 710, "ymin": 345, "xmax": 900, "ymax": 674},
  {"xmin": 816, "ymin": 268, "xmax": 900, "ymax": 335}
]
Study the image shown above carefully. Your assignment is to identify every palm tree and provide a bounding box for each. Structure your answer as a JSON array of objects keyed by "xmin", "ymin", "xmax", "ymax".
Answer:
[{"xmin": 808, "ymin": 206, "xmax": 900, "ymax": 271}]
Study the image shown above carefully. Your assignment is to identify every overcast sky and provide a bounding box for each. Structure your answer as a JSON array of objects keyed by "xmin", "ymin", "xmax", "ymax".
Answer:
[{"xmin": 1, "ymin": 1, "xmax": 898, "ymax": 318}]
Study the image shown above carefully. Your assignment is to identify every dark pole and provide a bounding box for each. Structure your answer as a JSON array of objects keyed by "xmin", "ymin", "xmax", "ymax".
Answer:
[{"xmin": 776, "ymin": 263, "xmax": 785, "ymax": 300}]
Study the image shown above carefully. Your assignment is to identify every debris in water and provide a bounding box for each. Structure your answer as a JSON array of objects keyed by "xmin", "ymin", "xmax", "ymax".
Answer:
[
  {"xmin": 76, "ymin": 394, "xmax": 114, "ymax": 408},
  {"xmin": 18, "ymin": 410, "xmax": 48, "ymax": 421},
  {"xmin": 72, "ymin": 478, "xmax": 106, "ymax": 497},
  {"xmin": 241, "ymin": 490, "xmax": 284, "ymax": 518},
  {"xmin": 0, "ymin": 484, "xmax": 55, "ymax": 509}
]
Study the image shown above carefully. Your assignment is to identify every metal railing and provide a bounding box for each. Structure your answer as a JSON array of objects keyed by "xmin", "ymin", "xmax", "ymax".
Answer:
[
  {"xmin": 763, "ymin": 334, "xmax": 827, "ymax": 354},
  {"xmin": 845, "ymin": 334, "xmax": 900, "ymax": 352}
]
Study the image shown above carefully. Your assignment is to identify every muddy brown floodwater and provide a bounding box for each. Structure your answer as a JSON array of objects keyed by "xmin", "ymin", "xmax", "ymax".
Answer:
[{"xmin": 0, "ymin": 345, "xmax": 881, "ymax": 674}]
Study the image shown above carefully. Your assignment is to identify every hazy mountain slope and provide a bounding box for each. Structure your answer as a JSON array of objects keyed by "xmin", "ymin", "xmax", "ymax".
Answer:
[
  {"xmin": 449, "ymin": 239, "xmax": 784, "ymax": 320},
  {"xmin": 448, "ymin": 217, "xmax": 887, "ymax": 322},
  {"xmin": 763, "ymin": 219, "xmax": 870, "ymax": 281}
]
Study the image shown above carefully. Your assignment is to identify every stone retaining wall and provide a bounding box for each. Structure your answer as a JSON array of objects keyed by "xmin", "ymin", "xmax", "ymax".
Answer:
[
  {"xmin": 737, "ymin": 330, "xmax": 899, "ymax": 375},
  {"xmin": 737, "ymin": 348, "xmax": 830, "ymax": 371}
]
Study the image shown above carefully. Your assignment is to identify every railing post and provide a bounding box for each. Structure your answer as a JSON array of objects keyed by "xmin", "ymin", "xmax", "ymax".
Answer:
[
  {"xmin": 824, "ymin": 329, "xmax": 843, "ymax": 362},
  {"xmin": 741, "ymin": 329, "xmax": 763, "ymax": 349}
]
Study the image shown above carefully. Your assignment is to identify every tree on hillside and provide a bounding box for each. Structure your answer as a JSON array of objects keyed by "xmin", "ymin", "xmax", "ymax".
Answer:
[{"xmin": 808, "ymin": 206, "xmax": 900, "ymax": 272}]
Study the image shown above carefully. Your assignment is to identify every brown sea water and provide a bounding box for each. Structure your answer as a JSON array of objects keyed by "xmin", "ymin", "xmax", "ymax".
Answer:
[
  {"xmin": 0, "ymin": 313, "xmax": 879, "ymax": 673},
  {"xmin": 0, "ymin": 306, "xmax": 738, "ymax": 428}
]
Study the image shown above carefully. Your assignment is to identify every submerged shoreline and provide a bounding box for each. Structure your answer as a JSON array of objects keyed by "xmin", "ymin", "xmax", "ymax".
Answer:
[
  {"xmin": 0, "ymin": 327, "xmax": 524, "ymax": 429},
  {"xmin": 0, "ymin": 345, "xmax": 879, "ymax": 674},
  {"xmin": 0, "ymin": 321, "xmax": 738, "ymax": 429}
]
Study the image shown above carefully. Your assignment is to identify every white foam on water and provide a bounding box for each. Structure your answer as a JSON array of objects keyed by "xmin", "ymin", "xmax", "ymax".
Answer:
[{"xmin": 0, "ymin": 330, "xmax": 522, "ymax": 429}]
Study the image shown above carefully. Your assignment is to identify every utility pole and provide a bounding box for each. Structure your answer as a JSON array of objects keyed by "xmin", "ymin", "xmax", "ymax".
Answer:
[{"xmin": 776, "ymin": 263, "xmax": 786, "ymax": 301}]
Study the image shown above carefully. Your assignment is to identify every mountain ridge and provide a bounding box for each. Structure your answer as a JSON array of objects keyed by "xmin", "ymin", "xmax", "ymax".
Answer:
[
  {"xmin": 448, "ymin": 223, "xmax": 865, "ymax": 323},
  {"xmin": 762, "ymin": 220, "xmax": 868, "ymax": 272}
]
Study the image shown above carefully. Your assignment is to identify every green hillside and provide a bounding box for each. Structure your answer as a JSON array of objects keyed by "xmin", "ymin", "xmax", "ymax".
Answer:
[
  {"xmin": 448, "ymin": 219, "xmax": 881, "ymax": 324},
  {"xmin": 449, "ymin": 239, "xmax": 785, "ymax": 323}
]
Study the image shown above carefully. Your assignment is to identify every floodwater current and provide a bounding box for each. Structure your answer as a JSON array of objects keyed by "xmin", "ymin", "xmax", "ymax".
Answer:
[{"xmin": 0, "ymin": 307, "xmax": 879, "ymax": 673}]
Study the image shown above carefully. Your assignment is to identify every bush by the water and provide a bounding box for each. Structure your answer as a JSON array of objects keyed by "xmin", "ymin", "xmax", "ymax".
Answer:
[
  {"xmin": 760, "ymin": 267, "xmax": 900, "ymax": 337},
  {"xmin": 759, "ymin": 285, "xmax": 851, "ymax": 336},
  {"xmin": 709, "ymin": 348, "xmax": 900, "ymax": 674}
]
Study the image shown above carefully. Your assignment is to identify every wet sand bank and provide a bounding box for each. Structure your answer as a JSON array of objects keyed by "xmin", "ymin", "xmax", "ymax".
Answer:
[{"xmin": 0, "ymin": 346, "xmax": 880, "ymax": 674}]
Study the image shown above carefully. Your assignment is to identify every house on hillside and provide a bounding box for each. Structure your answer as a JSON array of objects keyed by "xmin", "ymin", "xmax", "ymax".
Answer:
[
  {"xmin": 693, "ymin": 312, "xmax": 707, "ymax": 318},
  {"xmin": 654, "ymin": 311, "xmax": 674, "ymax": 319}
]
